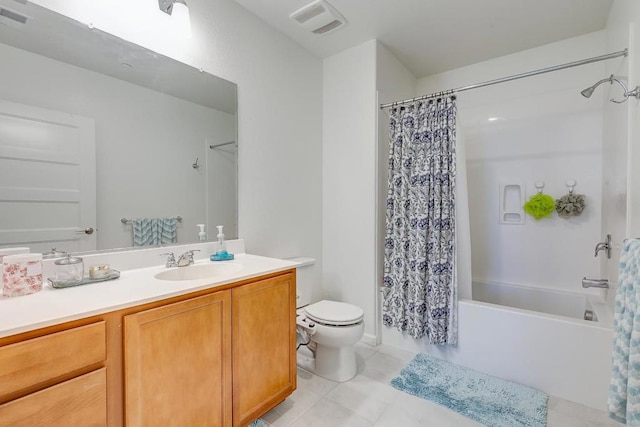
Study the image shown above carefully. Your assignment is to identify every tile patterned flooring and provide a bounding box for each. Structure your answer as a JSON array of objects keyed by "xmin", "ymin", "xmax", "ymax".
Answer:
[{"xmin": 262, "ymin": 343, "xmax": 621, "ymax": 427}]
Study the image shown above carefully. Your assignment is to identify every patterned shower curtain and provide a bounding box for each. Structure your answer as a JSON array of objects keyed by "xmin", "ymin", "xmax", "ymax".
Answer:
[{"xmin": 382, "ymin": 96, "xmax": 458, "ymax": 344}]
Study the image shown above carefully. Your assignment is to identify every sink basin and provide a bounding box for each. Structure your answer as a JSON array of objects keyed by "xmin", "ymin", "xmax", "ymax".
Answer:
[{"xmin": 154, "ymin": 263, "xmax": 243, "ymax": 281}]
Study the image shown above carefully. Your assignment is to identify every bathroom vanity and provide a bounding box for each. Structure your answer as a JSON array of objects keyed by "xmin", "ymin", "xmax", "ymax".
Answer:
[{"xmin": 0, "ymin": 253, "xmax": 297, "ymax": 427}]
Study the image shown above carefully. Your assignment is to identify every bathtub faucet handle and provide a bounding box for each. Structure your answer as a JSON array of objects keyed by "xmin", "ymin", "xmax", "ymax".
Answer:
[
  {"xmin": 594, "ymin": 234, "xmax": 612, "ymax": 259},
  {"xmin": 582, "ymin": 277, "xmax": 609, "ymax": 289}
]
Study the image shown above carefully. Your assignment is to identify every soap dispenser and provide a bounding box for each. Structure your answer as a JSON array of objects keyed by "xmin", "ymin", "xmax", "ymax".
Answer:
[
  {"xmin": 197, "ymin": 224, "xmax": 207, "ymax": 241},
  {"xmin": 210, "ymin": 225, "xmax": 234, "ymax": 261}
]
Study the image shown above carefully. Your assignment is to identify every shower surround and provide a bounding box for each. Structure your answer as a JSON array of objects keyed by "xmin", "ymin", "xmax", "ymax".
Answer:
[{"xmin": 383, "ymin": 31, "xmax": 620, "ymax": 410}]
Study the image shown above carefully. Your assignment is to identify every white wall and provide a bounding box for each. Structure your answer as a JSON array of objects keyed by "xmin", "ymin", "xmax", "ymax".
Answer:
[
  {"xmin": 416, "ymin": 32, "xmax": 607, "ymax": 294},
  {"xmin": 322, "ymin": 40, "xmax": 378, "ymax": 341},
  {"xmin": 601, "ymin": 3, "xmax": 635, "ymax": 310},
  {"xmin": 321, "ymin": 40, "xmax": 417, "ymax": 344},
  {"xmin": 31, "ymin": 0, "xmax": 324, "ymax": 295},
  {"xmin": 608, "ymin": 2, "xmax": 640, "ymax": 241},
  {"xmin": 0, "ymin": 42, "xmax": 235, "ymax": 249},
  {"xmin": 375, "ymin": 43, "xmax": 417, "ymax": 343}
]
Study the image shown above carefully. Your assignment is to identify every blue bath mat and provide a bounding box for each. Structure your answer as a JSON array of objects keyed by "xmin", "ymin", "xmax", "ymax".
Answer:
[
  {"xmin": 391, "ymin": 353, "xmax": 548, "ymax": 427},
  {"xmin": 248, "ymin": 419, "xmax": 268, "ymax": 427}
]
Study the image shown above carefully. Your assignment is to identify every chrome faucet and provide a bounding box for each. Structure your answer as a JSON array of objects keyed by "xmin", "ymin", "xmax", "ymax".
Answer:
[
  {"xmin": 177, "ymin": 249, "xmax": 201, "ymax": 267},
  {"xmin": 582, "ymin": 277, "xmax": 609, "ymax": 289},
  {"xmin": 594, "ymin": 234, "xmax": 611, "ymax": 259}
]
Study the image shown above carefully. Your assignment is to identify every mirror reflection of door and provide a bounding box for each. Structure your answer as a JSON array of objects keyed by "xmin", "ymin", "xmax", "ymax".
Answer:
[{"xmin": 0, "ymin": 100, "xmax": 96, "ymax": 253}]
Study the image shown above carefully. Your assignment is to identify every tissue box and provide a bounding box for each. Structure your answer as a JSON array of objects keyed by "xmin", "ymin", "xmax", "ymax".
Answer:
[{"xmin": 2, "ymin": 253, "xmax": 43, "ymax": 297}]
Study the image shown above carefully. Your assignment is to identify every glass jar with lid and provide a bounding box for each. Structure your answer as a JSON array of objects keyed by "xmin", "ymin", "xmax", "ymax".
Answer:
[
  {"xmin": 43, "ymin": 247, "xmax": 69, "ymax": 259},
  {"xmin": 54, "ymin": 254, "xmax": 84, "ymax": 285}
]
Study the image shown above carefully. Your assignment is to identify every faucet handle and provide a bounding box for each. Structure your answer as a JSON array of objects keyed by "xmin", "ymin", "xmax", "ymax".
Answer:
[
  {"xmin": 176, "ymin": 249, "xmax": 201, "ymax": 267},
  {"xmin": 594, "ymin": 234, "xmax": 612, "ymax": 259},
  {"xmin": 160, "ymin": 252, "xmax": 176, "ymax": 267},
  {"xmin": 186, "ymin": 249, "xmax": 201, "ymax": 262}
]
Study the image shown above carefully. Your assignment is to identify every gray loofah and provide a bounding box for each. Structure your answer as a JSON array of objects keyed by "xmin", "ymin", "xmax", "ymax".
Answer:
[{"xmin": 555, "ymin": 193, "xmax": 586, "ymax": 218}]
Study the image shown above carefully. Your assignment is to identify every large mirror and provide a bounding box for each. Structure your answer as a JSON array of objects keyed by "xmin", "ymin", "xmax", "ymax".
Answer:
[{"xmin": 0, "ymin": 1, "xmax": 238, "ymax": 254}]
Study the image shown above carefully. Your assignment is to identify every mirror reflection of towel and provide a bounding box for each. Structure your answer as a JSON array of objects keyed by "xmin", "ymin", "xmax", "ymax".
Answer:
[{"xmin": 132, "ymin": 217, "xmax": 177, "ymax": 246}]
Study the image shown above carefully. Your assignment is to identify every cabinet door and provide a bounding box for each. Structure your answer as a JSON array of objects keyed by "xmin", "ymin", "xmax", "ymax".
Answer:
[
  {"xmin": 124, "ymin": 291, "xmax": 232, "ymax": 427},
  {"xmin": 0, "ymin": 368, "xmax": 106, "ymax": 427},
  {"xmin": 232, "ymin": 272, "xmax": 296, "ymax": 426}
]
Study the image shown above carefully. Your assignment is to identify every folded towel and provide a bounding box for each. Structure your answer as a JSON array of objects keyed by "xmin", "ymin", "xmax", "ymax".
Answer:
[
  {"xmin": 132, "ymin": 217, "xmax": 177, "ymax": 247},
  {"xmin": 609, "ymin": 239, "xmax": 640, "ymax": 425}
]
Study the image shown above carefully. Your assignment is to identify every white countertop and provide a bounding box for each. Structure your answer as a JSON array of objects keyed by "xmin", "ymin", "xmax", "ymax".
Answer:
[{"xmin": 0, "ymin": 253, "xmax": 298, "ymax": 339}]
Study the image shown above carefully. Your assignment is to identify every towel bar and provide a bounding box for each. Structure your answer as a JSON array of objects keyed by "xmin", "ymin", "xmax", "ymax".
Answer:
[{"xmin": 121, "ymin": 216, "xmax": 182, "ymax": 224}]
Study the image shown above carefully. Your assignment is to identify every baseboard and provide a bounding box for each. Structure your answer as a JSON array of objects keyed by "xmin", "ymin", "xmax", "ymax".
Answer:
[{"xmin": 361, "ymin": 333, "xmax": 378, "ymax": 347}]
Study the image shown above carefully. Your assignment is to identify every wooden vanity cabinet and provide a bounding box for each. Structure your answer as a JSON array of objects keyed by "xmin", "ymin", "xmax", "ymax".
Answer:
[
  {"xmin": 0, "ymin": 269, "xmax": 296, "ymax": 427},
  {"xmin": 123, "ymin": 269, "xmax": 296, "ymax": 427}
]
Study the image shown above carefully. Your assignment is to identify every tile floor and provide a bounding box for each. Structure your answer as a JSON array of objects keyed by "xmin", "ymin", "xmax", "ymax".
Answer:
[{"xmin": 262, "ymin": 343, "xmax": 621, "ymax": 427}]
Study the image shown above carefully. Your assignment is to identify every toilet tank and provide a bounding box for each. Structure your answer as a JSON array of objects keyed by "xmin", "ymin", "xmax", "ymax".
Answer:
[{"xmin": 286, "ymin": 257, "xmax": 315, "ymax": 308}]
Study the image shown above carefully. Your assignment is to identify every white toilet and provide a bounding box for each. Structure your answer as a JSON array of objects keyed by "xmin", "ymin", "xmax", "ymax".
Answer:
[{"xmin": 296, "ymin": 299, "xmax": 364, "ymax": 382}]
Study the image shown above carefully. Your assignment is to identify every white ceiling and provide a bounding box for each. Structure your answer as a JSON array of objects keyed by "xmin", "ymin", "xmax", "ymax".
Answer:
[{"xmin": 233, "ymin": 0, "xmax": 614, "ymax": 78}]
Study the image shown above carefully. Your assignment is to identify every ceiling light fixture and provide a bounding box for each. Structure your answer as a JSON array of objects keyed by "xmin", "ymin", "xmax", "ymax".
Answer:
[{"xmin": 158, "ymin": 0, "xmax": 191, "ymax": 38}]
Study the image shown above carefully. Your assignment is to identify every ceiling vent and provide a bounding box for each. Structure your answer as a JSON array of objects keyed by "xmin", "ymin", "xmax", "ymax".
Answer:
[{"xmin": 290, "ymin": 0, "xmax": 346, "ymax": 36}]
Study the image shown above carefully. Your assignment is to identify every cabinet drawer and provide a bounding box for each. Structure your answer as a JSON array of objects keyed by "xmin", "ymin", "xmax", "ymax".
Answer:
[
  {"xmin": 0, "ymin": 368, "xmax": 107, "ymax": 427},
  {"xmin": 0, "ymin": 321, "xmax": 106, "ymax": 398}
]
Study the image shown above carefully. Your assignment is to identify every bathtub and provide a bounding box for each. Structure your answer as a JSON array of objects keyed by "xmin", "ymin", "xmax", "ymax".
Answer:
[
  {"xmin": 382, "ymin": 280, "xmax": 614, "ymax": 410},
  {"xmin": 464, "ymin": 281, "xmax": 613, "ymax": 410},
  {"xmin": 473, "ymin": 280, "xmax": 612, "ymax": 326}
]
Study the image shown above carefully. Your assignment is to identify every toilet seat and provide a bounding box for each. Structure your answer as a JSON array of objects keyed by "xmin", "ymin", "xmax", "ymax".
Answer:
[{"xmin": 303, "ymin": 300, "xmax": 364, "ymax": 326}]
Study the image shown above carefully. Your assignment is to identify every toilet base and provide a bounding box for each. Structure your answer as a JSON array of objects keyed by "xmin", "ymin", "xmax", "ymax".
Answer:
[
  {"xmin": 296, "ymin": 346, "xmax": 315, "ymax": 372},
  {"xmin": 298, "ymin": 343, "xmax": 357, "ymax": 382}
]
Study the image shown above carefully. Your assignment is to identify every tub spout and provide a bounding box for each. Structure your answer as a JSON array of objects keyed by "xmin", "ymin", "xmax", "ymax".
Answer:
[{"xmin": 582, "ymin": 277, "xmax": 609, "ymax": 288}]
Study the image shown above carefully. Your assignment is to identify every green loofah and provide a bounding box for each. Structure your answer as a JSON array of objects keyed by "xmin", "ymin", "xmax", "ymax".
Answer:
[
  {"xmin": 523, "ymin": 193, "xmax": 556, "ymax": 220},
  {"xmin": 555, "ymin": 193, "xmax": 585, "ymax": 218}
]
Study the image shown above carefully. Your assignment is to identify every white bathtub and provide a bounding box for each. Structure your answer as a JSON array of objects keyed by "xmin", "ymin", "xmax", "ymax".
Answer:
[
  {"xmin": 382, "ymin": 280, "xmax": 614, "ymax": 410},
  {"xmin": 472, "ymin": 280, "xmax": 612, "ymax": 326},
  {"xmin": 465, "ymin": 281, "xmax": 613, "ymax": 410}
]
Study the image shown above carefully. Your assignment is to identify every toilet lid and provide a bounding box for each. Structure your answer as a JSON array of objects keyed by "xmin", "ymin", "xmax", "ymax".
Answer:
[{"xmin": 303, "ymin": 300, "xmax": 364, "ymax": 326}]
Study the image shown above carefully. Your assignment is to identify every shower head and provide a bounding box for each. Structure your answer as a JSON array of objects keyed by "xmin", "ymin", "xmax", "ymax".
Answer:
[
  {"xmin": 580, "ymin": 75, "xmax": 616, "ymax": 99},
  {"xmin": 580, "ymin": 74, "xmax": 640, "ymax": 103},
  {"xmin": 580, "ymin": 86, "xmax": 597, "ymax": 98}
]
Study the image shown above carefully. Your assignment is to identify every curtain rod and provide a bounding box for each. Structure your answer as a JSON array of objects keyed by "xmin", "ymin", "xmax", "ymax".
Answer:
[
  {"xmin": 380, "ymin": 49, "xmax": 628, "ymax": 109},
  {"xmin": 209, "ymin": 141, "xmax": 236, "ymax": 149}
]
